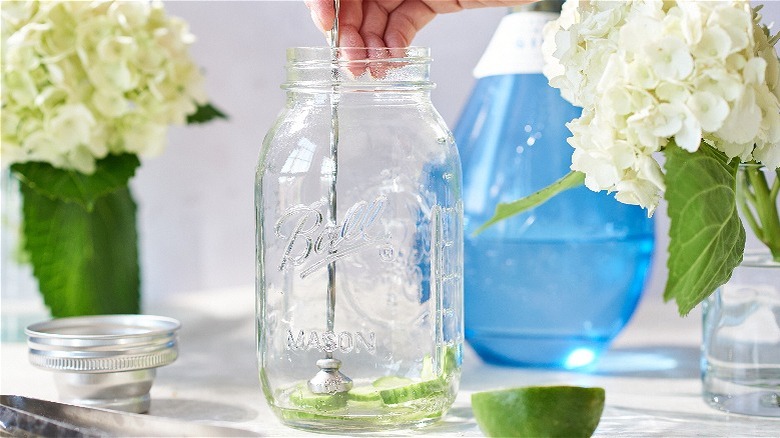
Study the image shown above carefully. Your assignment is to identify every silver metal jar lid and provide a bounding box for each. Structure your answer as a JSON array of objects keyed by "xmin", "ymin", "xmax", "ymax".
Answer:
[{"xmin": 26, "ymin": 314, "xmax": 180, "ymax": 373}]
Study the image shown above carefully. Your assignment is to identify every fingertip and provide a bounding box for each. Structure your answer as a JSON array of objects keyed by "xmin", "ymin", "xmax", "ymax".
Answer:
[
  {"xmin": 384, "ymin": 30, "xmax": 412, "ymax": 49},
  {"xmin": 363, "ymin": 34, "xmax": 387, "ymax": 52},
  {"xmin": 305, "ymin": 0, "xmax": 334, "ymax": 32},
  {"xmin": 340, "ymin": 27, "xmax": 366, "ymax": 51},
  {"xmin": 384, "ymin": 1, "xmax": 434, "ymax": 48},
  {"xmin": 338, "ymin": 28, "xmax": 368, "ymax": 76}
]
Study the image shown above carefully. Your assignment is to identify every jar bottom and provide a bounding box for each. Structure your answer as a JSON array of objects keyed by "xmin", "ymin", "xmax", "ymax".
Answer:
[
  {"xmin": 267, "ymin": 377, "xmax": 457, "ymax": 432},
  {"xmin": 702, "ymin": 368, "xmax": 780, "ymax": 417},
  {"xmin": 275, "ymin": 407, "xmax": 444, "ymax": 433},
  {"xmin": 703, "ymin": 391, "xmax": 780, "ymax": 418}
]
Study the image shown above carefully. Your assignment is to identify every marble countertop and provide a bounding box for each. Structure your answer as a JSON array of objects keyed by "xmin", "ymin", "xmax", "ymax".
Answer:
[{"xmin": 2, "ymin": 286, "xmax": 778, "ymax": 436}]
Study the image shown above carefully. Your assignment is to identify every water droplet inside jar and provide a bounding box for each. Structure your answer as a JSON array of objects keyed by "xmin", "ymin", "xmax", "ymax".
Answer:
[{"xmin": 379, "ymin": 244, "xmax": 395, "ymax": 261}]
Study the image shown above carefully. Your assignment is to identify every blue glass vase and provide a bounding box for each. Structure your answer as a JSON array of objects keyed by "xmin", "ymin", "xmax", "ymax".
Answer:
[{"xmin": 455, "ymin": 5, "xmax": 654, "ymax": 369}]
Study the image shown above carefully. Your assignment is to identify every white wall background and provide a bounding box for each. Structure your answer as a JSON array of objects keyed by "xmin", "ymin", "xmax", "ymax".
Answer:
[{"xmin": 135, "ymin": 0, "xmax": 780, "ymax": 308}]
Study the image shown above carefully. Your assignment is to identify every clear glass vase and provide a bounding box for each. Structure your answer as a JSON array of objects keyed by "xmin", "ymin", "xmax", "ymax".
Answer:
[
  {"xmin": 455, "ymin": 3, "xmax": 654, "ymax": 369},
  {"xmin": 1, "ymin": 169, "xmax": 48, "ymax": 342},
  {"xmin": 702, "ymin": 165, "xmax": 780, "ymax": 417},
  {"xmin": 255, "ymin": 47, "xmax": 463, "ymax": 432}
]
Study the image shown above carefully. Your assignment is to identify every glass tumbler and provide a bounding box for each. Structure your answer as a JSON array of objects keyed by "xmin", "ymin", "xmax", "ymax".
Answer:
[
  {"xmin": 702, "ymin": 165, "xmax": 780, "ymax": 417},
  {"xmin": 255, "ymin": 47, "xmax": 463, "ymax": 432}
]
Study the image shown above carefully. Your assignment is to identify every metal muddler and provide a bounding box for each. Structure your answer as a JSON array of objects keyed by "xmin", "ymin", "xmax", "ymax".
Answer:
[{"xmin": 308, "ymin": 0, "xmax": 352, "ymax": 395}]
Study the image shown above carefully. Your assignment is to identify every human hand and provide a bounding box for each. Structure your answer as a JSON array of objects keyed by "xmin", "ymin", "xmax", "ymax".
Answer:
[{"xmin": 305, "ymin": 0, "xmax": 534, "ymax": 48}]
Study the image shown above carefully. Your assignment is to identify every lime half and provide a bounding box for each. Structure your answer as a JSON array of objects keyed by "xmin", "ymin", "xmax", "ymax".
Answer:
[{"xmin": 471, "ymin": 385, "xmax": 605, "ymax": 438}]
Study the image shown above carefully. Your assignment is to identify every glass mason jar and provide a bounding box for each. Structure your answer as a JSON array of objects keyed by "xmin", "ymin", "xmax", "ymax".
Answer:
[
  {"xmin": 255, "ymin": 47, "xmax": 463, "ymax": 432},
  {"xmin": 702, "ymin": 164, "xmax": 780, "ymax": 417}
]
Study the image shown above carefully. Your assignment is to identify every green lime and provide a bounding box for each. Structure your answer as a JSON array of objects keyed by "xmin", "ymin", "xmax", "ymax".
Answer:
[{"xmin": 471, "ymin": 385, "xmax": 605, "ymax": 438}]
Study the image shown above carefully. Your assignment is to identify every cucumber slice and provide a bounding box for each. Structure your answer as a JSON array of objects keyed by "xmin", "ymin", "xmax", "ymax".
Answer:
[
  {"xmin": 281, "ymin": 409, "xmax": 348, "ymax": 421},
  {"xmin": 420, "ymin": 355, "xmax": 435, "ymax": 380},
  {"xmin": 351, "ymin": 375, "xmax": 444, "ymax": 406},
  {"xmin": 372, "ymin": 375, "xmax": 414, "ymax": 388},
  {"xmin": 471, "ymin": 386, "xmax": 605, "ymax": 438},
  {"xmin": 420, "ymin": 345, "xmax": 459, "ymax": 381},
  {"xmin": 442, "ymin": 344, "xmax": 459, "ymax": 375},
  {"xmin": 347, "ymin": 385, "xmax": 381, "ymax": 402},
  {"xmin": 379, "ymin": 379, "xmax": 445, "ymax": 405},
  {"xmin": 288, "ymin": 384, "xmax": 348, "ymax": 411}
]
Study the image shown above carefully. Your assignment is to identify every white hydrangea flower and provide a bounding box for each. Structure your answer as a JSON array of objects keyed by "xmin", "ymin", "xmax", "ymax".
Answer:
[
  {"xmin": 1, "ymin": 0, "xmax": 208, "ymax": 173},
  {"xmin": 543, "ymin": 0, "xmax": 780, "ymax": 213}
]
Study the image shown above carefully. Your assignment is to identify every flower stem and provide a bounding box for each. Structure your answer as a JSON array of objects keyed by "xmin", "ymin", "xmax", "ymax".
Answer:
[
  {"xmin": 474, "ymin": 171, "xmax": 585, "ymax": 235},
  {"xmin": 742, "ymin": 166, "xmax": 780, "ymax": 261}
]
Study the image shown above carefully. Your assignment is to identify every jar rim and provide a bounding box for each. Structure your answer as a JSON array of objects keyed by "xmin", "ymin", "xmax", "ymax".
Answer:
[
  {"xmin": 287, "ymin": 46, "xmax": 430, "ymax": 62},
  {"xmin": 283, "ymin": 46, "xmax": 433, "ymax": 91}
]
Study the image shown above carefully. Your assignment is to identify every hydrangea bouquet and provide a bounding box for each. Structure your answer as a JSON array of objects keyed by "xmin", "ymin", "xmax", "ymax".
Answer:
[
  {"xmin": 480, "ymin": 0, "xmax": 780, "ymax": 315},
  {"xmin": 1, "ymin": 1, "xmax": 225, "ymax": 317}
]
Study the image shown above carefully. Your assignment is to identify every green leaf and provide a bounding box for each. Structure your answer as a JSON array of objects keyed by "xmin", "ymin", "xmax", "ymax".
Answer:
[
  {"xmin": 186, "ymin": 102, "xmax": 228, "ymax": 124},
  {"xmin": 663, "ymin": 142, "xmax": 745, "ymax": 316},
  {"xmin": 474, "ymin": 171, "xmax": 585, "ymax": 235},
  {"xmin": 21, "ymin": 183, "xmax": 140, "ymax": 317},
  {"xmin": 11, "ymin": 154, "xmax": 140, "ymax": 211}
]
